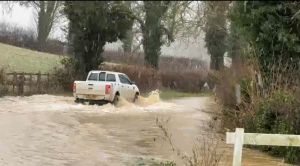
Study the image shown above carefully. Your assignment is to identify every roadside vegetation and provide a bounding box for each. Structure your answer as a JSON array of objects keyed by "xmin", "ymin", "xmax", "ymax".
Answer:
[
  {"xmin": 214, "ymin": 1, "xmax": 300, "ymax": 164},
  {"xmin": 155, "ymin": 117, "xmax": 223, "ymax": 166}
]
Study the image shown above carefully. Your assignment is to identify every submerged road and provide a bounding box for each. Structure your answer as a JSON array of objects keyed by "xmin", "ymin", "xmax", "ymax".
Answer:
[{"xmin": 0, "ymin": 94, "xmax": 291, "ymax": 165}]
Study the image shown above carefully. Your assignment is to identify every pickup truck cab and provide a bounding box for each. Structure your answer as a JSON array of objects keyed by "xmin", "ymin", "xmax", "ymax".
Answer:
[{"xmin": 73, "ymin": 70, "xmax": 139, "ymax": 105}]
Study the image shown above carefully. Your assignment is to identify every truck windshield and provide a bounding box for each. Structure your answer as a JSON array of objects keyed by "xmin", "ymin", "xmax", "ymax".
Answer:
[{"xmin": 119, "ymin": 74, "xmax": 131, "ymax": 84}]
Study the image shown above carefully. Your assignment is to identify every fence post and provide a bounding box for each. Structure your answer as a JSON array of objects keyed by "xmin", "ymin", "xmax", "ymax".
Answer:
[
  {"xmin": 12, "ymin": 72, "xmax": 17, "ymax": 94},
  {"xmin": 0, "ymin": 69, "xmax": 4, "ymax": 84},
  {"xmin": 47, "ymin": 73, "xmax": 50, "ymax": 93},
  {"xmin": 17, "ymin": 73, "xmax": 25, "ymax": 96},
  {"xmin": 235, "ymin": 84, "xmax": 241, "ymax": 105},
  {"xmin": 29, "ymin": 74, "xmax": 32, "ymax": 94},
  {"xmin": 232, "ymin": 128, "xmax": 244, "ymax": 166},
  {"xmin": 37, "ymin": 72, "xmax": 41, "ymax": 93}
]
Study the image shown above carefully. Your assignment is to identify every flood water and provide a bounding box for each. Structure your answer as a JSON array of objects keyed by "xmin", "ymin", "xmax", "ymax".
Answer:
[{"xmin": 0, "ymin": 92, "xmax": 292, "ymax": 166}]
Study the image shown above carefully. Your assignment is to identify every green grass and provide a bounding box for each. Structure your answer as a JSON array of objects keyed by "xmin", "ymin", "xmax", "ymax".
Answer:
[
  {"xmin": 0, "ymin": 42, "xmax": 62, "ymax": 73},
  {"xmin": 159, "ymin": 89, "xmax": 212, "ymax": 100}
]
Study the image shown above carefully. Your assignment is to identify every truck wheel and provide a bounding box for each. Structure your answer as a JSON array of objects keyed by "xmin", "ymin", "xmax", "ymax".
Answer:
[
  {"xmin": 113, "ymin": 94, "xmax": 119, "ymax": 105},
  {"xmin": 133, "ymin": 93, "xmax": 139, "ymax": 103},
  {"xmin": 75, "ymin": 98, "xmax": 83, "ymax": 104},
  {"xmin": 89, "ymin": 100, "xmax": 95, "ymax": 105},
  {"xmin": 112, "ymin": 94, "xmax": 120, "ymax": 105}
]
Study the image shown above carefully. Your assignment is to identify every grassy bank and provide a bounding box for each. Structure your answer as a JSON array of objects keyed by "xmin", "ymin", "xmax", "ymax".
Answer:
[{"xmin": 0, "ymin": 42, "xmax": 62, "ymax": 73}]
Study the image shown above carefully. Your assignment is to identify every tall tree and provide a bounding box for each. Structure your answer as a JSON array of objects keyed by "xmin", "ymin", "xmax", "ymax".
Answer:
[
  {"xmin": 121, "ymin": 1, "xmax": 134, "ymax": 53},
  {"xmin": 64, "ymin": 1, "xmax": 133, "ymax": 73},
  {"xmin": 20, "ymin": 1, "xmax": 62, "ymax": 51},
  {"xmin": 204, "ymin": 1, "xmax": 229, "ymax": 70},
  {"xmin": 128, "ymin": 1, "xmax": 206, "ymax": 67},
  {"xmin": 230, "ymin": 1, "xmax": 300, "ymax": 85},
  {"xmin": 143, "ymin": 1, "xmax": 170, "ymax": 68},
  {"xmin": 134, "ymin": 1, "xmax": 173, "ymax": 69}
]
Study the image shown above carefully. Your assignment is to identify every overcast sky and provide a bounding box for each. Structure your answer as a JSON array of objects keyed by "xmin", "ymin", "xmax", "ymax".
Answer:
[{"xmin": 0, "ymin": 3, "xmax": 67, "ymax": 41}]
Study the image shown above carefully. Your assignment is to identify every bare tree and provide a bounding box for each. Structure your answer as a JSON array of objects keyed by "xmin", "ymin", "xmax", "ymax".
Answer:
[{"xmin": 20, "ymin": 1, "xmax": 63, "ymax": 51}]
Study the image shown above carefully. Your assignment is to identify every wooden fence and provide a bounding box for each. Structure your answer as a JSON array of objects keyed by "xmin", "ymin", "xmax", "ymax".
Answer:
[
  {"xmin": 1, "ymin": 72, "xmax": 59, "ymax": 95},
  {"xmin": 226, "ymin": 128, "xmax": 300, "ymax": 166}
]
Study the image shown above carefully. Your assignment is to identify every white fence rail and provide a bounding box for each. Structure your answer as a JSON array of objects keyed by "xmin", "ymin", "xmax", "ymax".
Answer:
[{"xmin": 226, "ymin": 128, "xmax": 300, "ymax": 166}]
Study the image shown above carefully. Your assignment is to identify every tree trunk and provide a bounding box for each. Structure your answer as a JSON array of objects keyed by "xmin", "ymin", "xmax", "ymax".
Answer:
[
  {"xmin": 204, "ymin": 1, "xmax": 229, "ymax": 71},
  {"xmin": 122, "ymin": 27, "xmax": 133, "ymax": 53},
  {"xmin": 143, "ymin": 1, "xmax": 169, "ymax": 69},
  {"xmin": 122, "ymin": 1, "xmax": 133, "ymax": 53},
  {"xmin": 37, "ymin": 1, "xmax": 59, "ymax": 51}
]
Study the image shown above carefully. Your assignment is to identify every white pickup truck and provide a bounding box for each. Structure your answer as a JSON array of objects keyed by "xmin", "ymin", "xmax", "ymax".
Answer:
[{"xmin": 73, "ymin": 70, "xmax": 139, "ymax": 105}]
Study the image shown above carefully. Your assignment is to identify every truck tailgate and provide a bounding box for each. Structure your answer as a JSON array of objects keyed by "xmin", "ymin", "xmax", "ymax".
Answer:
[{"xmin": 75, "ymin": 81, "xmax": 106, "ymax": 96}]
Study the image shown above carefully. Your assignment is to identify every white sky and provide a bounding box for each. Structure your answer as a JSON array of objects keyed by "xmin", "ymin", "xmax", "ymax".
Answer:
[
  {"xmin": 0, "ymin": 3, "xmax": 35, "ymax": 29},
  {"xmin": 0, "ymin": 2, "xmax": 67, "ymax": 41}
]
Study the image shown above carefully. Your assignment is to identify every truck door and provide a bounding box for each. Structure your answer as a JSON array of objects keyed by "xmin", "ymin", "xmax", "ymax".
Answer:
[
  {"xmin": 118, "ymin": 74, "xmax": 131, "ymax": 100},
  {"xmin": 123, "ymin": 74, "xmax": 135, "ymax": 99},
  {"xmin": 105, "ymin": 73, "xmax": 117, "ymax": 98}
]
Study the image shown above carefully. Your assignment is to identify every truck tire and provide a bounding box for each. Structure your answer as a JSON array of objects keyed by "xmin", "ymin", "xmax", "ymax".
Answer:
[
  {"xmin": 133, "ymin": 93, "xmax": 139, "ymax": 103},
  {"xmin": 75, "ymin": 98, "xmax": 84, "ymax": 104},
  {"xmin": 89, "ymin": 100, "xmax": 95, "ymax": 105},
  {"xmin": 113, "ymin": 93, "xmax": 119, "ymax": 105}
]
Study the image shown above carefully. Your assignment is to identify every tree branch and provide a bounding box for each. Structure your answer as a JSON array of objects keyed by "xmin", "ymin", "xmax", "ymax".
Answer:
[{"xmin": 161, "ymin": 26, "xmax": 174, "ymax": 42}]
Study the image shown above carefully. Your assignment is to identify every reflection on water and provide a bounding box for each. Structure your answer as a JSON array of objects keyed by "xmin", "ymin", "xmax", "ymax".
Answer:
[{"xmin": 0, "ymin": 93, "xmax": 293, "ymax": 166}]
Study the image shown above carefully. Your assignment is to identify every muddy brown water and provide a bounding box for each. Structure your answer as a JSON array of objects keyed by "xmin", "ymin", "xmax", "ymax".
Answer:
[{"xmin": 0, "ymin": 92, "xmax": 292, "ymax": 166}]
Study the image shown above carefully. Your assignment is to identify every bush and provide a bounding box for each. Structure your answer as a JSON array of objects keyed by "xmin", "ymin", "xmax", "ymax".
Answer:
[
  {"xmin": 217, "ymin": 59, "xmax": 300, "ymax": 164},
  {"xmin": 52, "ymin": 56, "xmax": 210, "ymax": 94},
  {"xmin": 103, "ymin": 50, "xmax": 207, "ymax": 72},
  {"xmin": 101, "ymin": 63, "xmax": 209, "ymax": 93},
  {"xmin": 101, "ymin": 64, "xmax": 159, "ymax": 93},
  {"xmin": 159, "ymin": 70, "xmax": 207, "ymax": 93},
  {"xmin": 249, "ymin": 90, "xmax": 300, "ymax": 163},
  {"xmin": 52, "ymin": 57, "xmax": 84, "ymax": 91}
]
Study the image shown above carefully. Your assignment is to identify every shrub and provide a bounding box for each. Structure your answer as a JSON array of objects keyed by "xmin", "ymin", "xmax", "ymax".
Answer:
[
  {"xmin": 101, "ymin": 63, "xmax": 209, "ymax": 93},
  {"xmin": 156, "ymin": 117, "xmax": 223, "ymax": 166},
  {"xmin": 101, "ymin": 64, "xmax": 159, "ymax": 93},
  {"xmin": 217, "ymin": 59, "xmax": 300, "ymax": 164},
  {"xmin": 250, "ymin": 90, "xmax": 300, "ymax": 163},
  {"xmin": 52, "ymin": 57, "xmax": 84, "ymax": 91},
  {"xmin": 159, "ymin": 70, "xmax": 207, "ymax": 93},
  {"xmin": 103, "ymin": 50, "xmax": 207, "ymax": 72}
]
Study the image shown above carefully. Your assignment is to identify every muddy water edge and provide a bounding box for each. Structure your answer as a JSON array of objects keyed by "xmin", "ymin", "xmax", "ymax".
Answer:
[{"xmin": 0, "ymin": 93, "xmax": 293, "ymax": 166}]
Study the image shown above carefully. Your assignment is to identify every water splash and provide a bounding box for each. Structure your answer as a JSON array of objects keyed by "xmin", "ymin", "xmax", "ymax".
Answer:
[
  {"xmin": 135, "ymin": 90, "xmax": 160, "ymax": 107},
  {"xmin": 0, "ymin": 90, "xmax": 175, "ymax": 114}
]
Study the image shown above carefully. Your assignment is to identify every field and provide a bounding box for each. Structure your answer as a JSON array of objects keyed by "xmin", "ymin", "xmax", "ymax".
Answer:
[{"xmin": 0, "ymin": 43, "xmax": 62, "ymax": 73}]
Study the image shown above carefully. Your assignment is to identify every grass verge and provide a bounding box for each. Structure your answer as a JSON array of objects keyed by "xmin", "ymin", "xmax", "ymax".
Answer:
[{"xmin": 0, "ymin": 42, "xmax": 62, "ymax": 73}]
